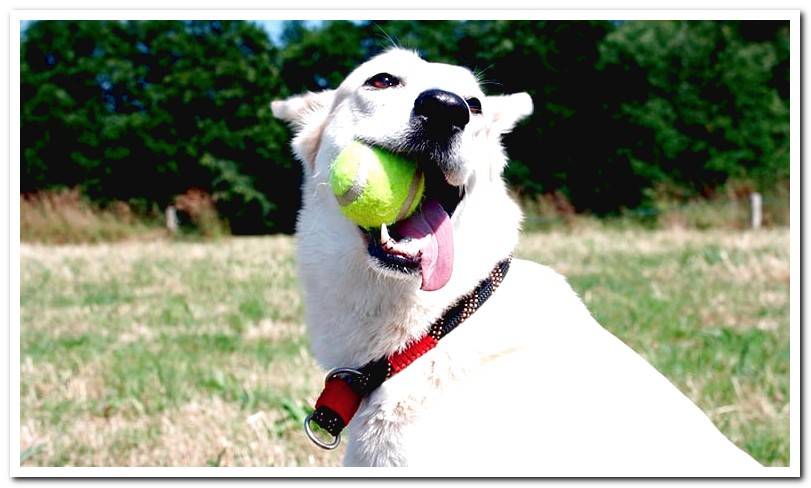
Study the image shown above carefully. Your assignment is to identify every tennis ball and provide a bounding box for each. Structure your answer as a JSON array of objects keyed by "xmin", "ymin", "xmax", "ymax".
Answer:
[{"xmin": 330, "ymin": 141, "xmax": 425, "ymax": 229}]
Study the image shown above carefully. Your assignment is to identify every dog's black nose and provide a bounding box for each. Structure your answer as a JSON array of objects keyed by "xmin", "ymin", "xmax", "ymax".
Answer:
[{"xmin": 413, "ymin": 89, "xmax": 470, "ymax": 134}]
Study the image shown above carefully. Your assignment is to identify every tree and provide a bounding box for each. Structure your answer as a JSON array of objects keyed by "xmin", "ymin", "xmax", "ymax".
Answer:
[
  {"xmin": 22, "ymin": 20, "xmax": 298, "ymax": 233},
  {"xmin": 21, "ymin": 19, "xmax": 790, "ymax": 229},
  {"xmin": 599, "ymin": 20, "xmax": 789, "ymax": 199}
]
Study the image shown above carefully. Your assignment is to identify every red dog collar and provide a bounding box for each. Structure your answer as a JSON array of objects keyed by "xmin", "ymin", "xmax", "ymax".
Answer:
[{"xmin": 304, "ymin": 257, "xmax": 511, "ymax": 449}]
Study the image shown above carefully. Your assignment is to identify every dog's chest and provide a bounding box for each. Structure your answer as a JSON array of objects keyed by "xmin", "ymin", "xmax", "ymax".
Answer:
[{"xmin": 340, "ymin": 285, "xmax": 532, "ymax": 467}]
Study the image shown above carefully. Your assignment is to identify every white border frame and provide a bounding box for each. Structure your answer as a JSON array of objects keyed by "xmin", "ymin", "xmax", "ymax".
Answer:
[{"xmin": 8, "ymin": 9, "xmax": 801, "ymax": 479}]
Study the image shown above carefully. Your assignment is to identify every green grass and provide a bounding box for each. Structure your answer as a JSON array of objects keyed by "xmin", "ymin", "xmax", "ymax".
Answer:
[{"xmin": 19, "ymin": 228, "xmax": 789, "ymax": 467}]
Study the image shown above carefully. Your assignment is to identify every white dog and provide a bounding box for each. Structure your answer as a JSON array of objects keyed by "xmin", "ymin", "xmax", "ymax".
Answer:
[{"xmin": 272, "ymin": 48, "xmax": 762, "ymax": 474}]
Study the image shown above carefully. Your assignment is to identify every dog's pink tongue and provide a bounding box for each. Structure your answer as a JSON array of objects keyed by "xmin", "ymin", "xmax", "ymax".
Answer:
[{"xmin": 392, "ymin": 199, "xmax": 454, "ymax": 291}]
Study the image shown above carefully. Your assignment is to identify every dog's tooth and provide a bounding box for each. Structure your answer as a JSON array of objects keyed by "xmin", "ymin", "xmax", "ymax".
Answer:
[
  {"xmin": 391, "ymin": 236, "xmax": 423, "ymax": 257},
  {"xmin": 380, "ymin": 223, "xmax": 392, "ymax": 244}
]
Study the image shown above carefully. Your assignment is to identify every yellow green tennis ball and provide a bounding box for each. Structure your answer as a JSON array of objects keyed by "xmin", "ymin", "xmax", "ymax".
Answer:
[{"xmin": 330, "ymin": 141, "xmax": 425, "ymax": 229}]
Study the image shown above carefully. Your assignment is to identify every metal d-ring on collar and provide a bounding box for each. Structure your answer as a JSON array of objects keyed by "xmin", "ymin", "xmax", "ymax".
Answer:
[{"xmin": 303, "ymin": 367, "xmax": 362, "ymax": 450}]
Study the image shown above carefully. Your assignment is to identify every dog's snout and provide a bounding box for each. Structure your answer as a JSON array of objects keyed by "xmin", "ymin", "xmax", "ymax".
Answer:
[{"xmin": 413, "ymin": 89, "xmax": 470, "ymax": 133}]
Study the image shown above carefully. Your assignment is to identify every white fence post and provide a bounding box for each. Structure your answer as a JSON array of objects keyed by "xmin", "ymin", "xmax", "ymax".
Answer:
[
  {"xmin": 750, "ymin": 192, "xmax": 762, "ymax": 230},
  {"xmin": 165, "ymin": 205, "xmax": 178, "ymax": 233}
]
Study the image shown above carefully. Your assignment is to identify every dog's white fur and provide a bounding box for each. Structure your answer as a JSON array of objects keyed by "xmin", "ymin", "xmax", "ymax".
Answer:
[{"xmin": 272, "ymin": 48, "xmax": 762, "ymax": 474}]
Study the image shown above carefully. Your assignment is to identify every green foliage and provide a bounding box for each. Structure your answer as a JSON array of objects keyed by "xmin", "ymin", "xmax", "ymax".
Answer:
[
  {"xmin": 22, "ymin": 20, "xmax": 296, "ymax": 233},
  {"xmin": 599, "ymin": 21, "xmax": 789, "ymax": 202},
  {"xmin": 21, "ymin": 20, "xmax": 789, "ymax": 231}
]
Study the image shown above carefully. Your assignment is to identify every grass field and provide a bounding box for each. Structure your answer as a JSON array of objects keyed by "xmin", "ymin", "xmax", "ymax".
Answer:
[{"xmin": 19, "ymin": 227, "xmax": 790, "ymax": 467}]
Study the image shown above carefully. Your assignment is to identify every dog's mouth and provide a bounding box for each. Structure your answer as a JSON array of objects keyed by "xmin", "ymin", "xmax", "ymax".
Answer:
[{"xmin": 360, "ymin": 148, "xmax": 465, "ymax": 292}]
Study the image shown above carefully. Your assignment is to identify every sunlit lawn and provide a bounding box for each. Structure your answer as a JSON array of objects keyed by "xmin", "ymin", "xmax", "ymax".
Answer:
[{"xmin": 20, "ymin": 227, "xmax": 789, "ymax": 467}]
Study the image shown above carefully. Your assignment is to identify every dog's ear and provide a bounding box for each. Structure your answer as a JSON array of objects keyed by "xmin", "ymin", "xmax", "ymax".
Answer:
[
  {"xmin": 271, "ymin": 90, "xmax": 335, "ymax": 126},
  {"xmin": 485, "ymin": 92, "xmax": 533, "ymax": 135},
  {"xmin": 271, "ymin": 90, "xmax": 336, "ymax": 172}
]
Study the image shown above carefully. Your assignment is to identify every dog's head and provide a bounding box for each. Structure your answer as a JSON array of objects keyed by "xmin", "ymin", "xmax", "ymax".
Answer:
[{"xmin": 273, "ymin": 48, "xmax": 532, "ymax": 299}]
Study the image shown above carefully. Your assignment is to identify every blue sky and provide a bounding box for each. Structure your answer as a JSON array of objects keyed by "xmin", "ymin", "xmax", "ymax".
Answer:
[
  {"xmin": 254, "ymin": 20, "xmax": 286, "ymax": 43},
  {"xmin": 253, "ymin": 20, "xmax": 324, "ymax": 43}
]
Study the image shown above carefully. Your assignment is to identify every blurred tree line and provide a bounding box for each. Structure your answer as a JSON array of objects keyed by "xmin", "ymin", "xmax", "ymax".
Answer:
[{"xmin": 21, "ymin": 20, "xmax": 789, "ymax": 233}]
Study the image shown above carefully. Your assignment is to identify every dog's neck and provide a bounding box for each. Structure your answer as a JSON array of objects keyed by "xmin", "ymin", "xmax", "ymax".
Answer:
[{"xmin": 296, "ymin": 175, "xmax": 523, "ymax": 370}]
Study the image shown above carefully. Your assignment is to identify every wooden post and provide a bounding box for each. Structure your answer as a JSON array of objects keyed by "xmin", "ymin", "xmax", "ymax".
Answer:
[
  {"xmin": 165, "ymin": 205, "xmax": 178, "ymax": 233},
  {"xmin": 750, "ymin": 192, "xmax": 762, "ymax": 230}
]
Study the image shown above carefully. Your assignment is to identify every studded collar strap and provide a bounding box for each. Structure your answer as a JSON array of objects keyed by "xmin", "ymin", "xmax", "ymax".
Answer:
[{"xmin": 304, "ymin": 257, "xmax": 512, "ymax": 449}]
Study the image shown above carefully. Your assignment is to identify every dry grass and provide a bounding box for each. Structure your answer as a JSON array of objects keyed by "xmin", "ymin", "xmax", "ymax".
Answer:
[
  {"xmin": 20, "ymin": 228, "xmax": 789, "ymax": 467},
  {"xmin": 21, "ymin": 189, "xmax": 164, "ymax": 244},
  {"xmin": 521, "ymin": 182, "xmax": 790, "ymax": 233}
]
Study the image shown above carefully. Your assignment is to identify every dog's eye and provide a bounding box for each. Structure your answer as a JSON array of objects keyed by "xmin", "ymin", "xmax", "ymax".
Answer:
[
  {"xmin": 364, "ymin": 73, "xmax": 402, "ymax": 89},
  {"xmin": 466, "ymin": 97, "xmax": 482, "ymax": 115}
]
